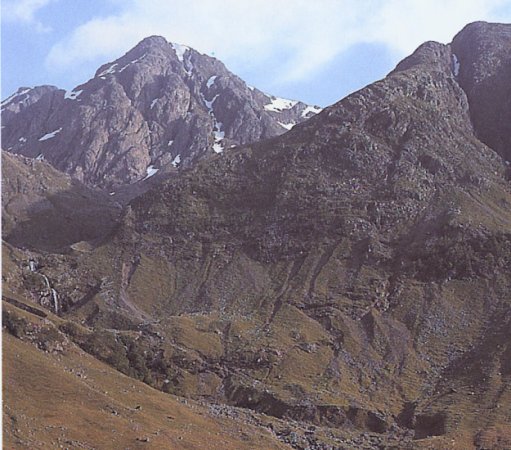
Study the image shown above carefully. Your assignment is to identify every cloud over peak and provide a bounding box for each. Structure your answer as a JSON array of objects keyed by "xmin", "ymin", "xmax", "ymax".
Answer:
[{"xmin": 43, "ymin": 0, "xmax": 511, "ymax": 84}]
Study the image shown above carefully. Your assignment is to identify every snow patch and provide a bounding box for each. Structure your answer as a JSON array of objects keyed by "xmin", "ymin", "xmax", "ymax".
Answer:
[
  {"xmin": 118, "ymin": 55, "xmax": 145, "ymax": 72},
  {"xmin": 264, "ymin": 96, "xmax": 298, "ymax": 112},
  {"xmin": 172, "ymin": 43, "xmax": 190, "ymax": 62},
  {"xmin": 212, "ymin": 121, "xmax": 225, "ymax": 153},
  {"xmin": 452, "ymin": 53, "xmax": 460, "ymax": 77},
  {"xmin": 171, "ymin": 154, "xmax": 181, "ymax": 167},
  {"xmin": 1, "ymin": 87, "xmax": 32, "ymax": 108},
  {"xmin": 36, "ymin": 154, "xmax": 45, "ymax": 161},
  {"xmin": 200, "ymin": 92, "xmax": 225, "ymax": 153},
  {"xmin": 97, "ymin": 63, "xmax": 118, "ymax": 78},
  {"xmin": 278, "ymin": 121, "xmax": 295, "ymax": 131},
  {"xmin": 65, "ymin": 89, "xmax": 83, "ymax": 100},
  {"xmin": 206, "ymin": 75, "xmax": 218, "ymax": 89},
  {"xmin": 142, "ymin": 165, "xmax": 159, "ymax": 180},
  {"xmin": 150, "ymin": 98, "xmax": 159, "ymax": 109},
  {"xmin": 167, "ymin": 140, "xmax": 174, "ymax": 147},
  {"xmin": 171, "ymin": 43, "xmax": 193, "ymax": 75},
  {"xmin": 301, "ymin": 105, "xmax": 323, "ymax": 118},
  {"xmin": 184, "ymin": 54, "xmax": 194, "ymax": 76},
  {"xmin": 109, "ymin": 192, "xmax": 115, "ymax": 196},
  {"xmin": 18, "ymin": 137, "xmax": 27, "ymax": 143},
  {"xmin": 204, "ymin": 94, "xmax": 219, "ymax": 111},
  {"xmin": 212, "ymin": 117, "xmax": 224, "ymax": 152},
  {"xmin": 211, "ymin": 121, "xmax": 224, "ymax": 152},
  {"xmin": 214, "ymin": 124, "xmax": 225, "ymax": 141},
  {"xmin": 38, "ymin": 128, "xmax": 62, "ymax": 141}
]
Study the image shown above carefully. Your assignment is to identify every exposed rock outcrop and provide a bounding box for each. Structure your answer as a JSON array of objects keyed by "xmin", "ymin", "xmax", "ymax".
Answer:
[{"xmin": 1, "ymin": 36, "xmax": 321, "ymax": 187}]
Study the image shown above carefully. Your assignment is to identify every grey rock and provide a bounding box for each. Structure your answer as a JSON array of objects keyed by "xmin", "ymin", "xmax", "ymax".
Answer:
[{"xmin": 1, "ymin": 36, "xmax": 321, "ymax": 188}]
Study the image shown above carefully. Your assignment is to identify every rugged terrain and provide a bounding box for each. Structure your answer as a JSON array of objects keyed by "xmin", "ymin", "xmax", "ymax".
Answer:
[
  {"xmin": 1, "ymin": 36, "xmax": 321, "ymax": 188},
  {"xmin": 3, "ymin": 307, "xmax": 289, "ymax": 449},
  {"xmin": 3, "ymin": 21, "xmax": 511, "ymax": 449},
  {"xmin": 1, "ymin": 152, "xmax": 122, "ymax": 251}
]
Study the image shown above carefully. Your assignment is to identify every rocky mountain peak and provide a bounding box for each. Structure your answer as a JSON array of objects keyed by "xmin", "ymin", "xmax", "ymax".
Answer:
[
  {"xmin": 93, "ymin": 35, "xmax": 191, "ymax": 80},
  {"xmin": 2, "ymin": 37, "xmax": 321, "ymax": 188},
  {"xmin": 1, "ymin": 85, "xmax": 60, "ymax": 116},
  {"xmin": 137, "ymin": 34, "xmax": 170, "ymax": 49},
  {"xmin": 391, "ymin": 41, "xmax": 453, "ymax": 75}
]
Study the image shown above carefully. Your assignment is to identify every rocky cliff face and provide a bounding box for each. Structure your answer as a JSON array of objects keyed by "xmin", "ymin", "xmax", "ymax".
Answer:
[
  {"xmin": 3, "ymin": 22, "xmax": 511, "ymax": 449},
  {"xmin": 451, "ymin": 22, "xmax": 511, "ymax": 162},
  {"xmin": 1, "ymin": 36, "xmax": 321, "ymax": 188}
]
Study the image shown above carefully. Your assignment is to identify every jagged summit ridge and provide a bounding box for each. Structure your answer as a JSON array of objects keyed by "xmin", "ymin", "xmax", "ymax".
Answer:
[
  {"xmin": 1, "ymin": 36, "xmax": 321, "ymax": 188},
  {"xmin": 93, "ymin": 35, "xmax": 190, "ymax": 79}
]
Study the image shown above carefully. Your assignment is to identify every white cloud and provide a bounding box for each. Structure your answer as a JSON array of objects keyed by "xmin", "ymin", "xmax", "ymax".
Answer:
[
  {"xmin": 2, "ymin": 0, "xmax": 55, "ymax": 32},
  {"xmin": 367, "ymin": 0, "xmax": 509, "ymax": 54},
  {"xmin": 45, "ymin": 0, "xmax": 511, "ymax": 82}
]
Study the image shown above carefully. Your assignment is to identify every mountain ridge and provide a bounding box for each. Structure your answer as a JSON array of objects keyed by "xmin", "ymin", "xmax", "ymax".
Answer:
[
  {"xmin": 1, "ymin": 35, "xmax": 321, "ymax": 188},
  {"xmin": 3, "ymin": 21, "xmax": 511, "ymax": 449}
]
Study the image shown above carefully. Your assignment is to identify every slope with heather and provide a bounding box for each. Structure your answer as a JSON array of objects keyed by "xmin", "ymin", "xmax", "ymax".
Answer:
[{"xmin": 3, "ymin": 21, "xmax": 511, "ymax": 449}]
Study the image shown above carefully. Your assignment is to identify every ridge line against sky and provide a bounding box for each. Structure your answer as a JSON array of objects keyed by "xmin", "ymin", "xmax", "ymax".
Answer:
[{"xmin": 2, "ymin": 0, "xmax": 511, "ymax": 106}]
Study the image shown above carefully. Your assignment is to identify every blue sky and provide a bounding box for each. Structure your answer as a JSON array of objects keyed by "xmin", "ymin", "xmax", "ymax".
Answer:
[{"xmin": 2, "ymin": 0, "xmax": 511, "ymax": 107}]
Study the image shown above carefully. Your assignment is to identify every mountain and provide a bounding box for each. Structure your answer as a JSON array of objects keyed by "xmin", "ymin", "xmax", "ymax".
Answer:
[
  {"xmin": 1, "ymin": 152, "xmax": 120, "ymax": 252},
  {"xmin": 3, "ymin": 21, "xmax": 511, "ymax": 449},
  {"xmin": 450, "ymin": 22, "xmax": 511, "ymax": 162},
  {"xmin": 1, "ymin": 36, "xmax": 321, "ymax": 188}
]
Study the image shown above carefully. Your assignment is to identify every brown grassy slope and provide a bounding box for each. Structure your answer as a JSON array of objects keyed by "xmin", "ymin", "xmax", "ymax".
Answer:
[{"xmin": 2, "ymin": 331, "xmax": 289, "ymax": 450}]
